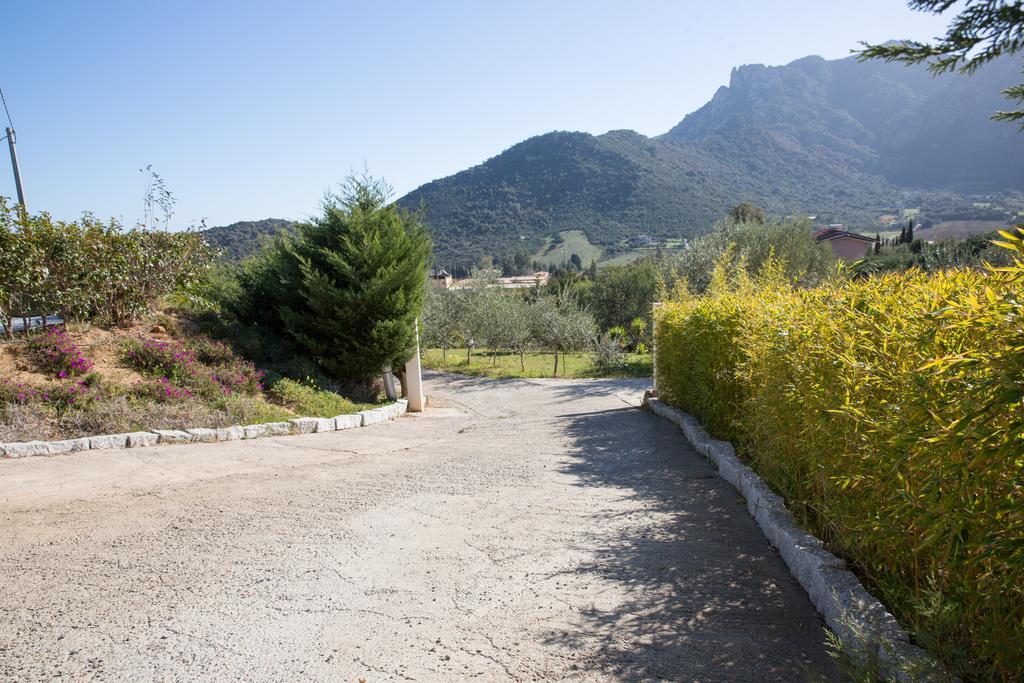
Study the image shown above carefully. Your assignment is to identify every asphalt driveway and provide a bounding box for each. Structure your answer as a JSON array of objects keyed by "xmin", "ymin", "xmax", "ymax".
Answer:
[{"xmin": 0, "ymin": 373, "xmax": 836, "ymax": 681}]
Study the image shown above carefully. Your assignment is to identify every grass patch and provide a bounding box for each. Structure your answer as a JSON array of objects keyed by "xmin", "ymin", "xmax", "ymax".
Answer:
[
  {"xmin": 266, "ymin": 378, "xmax": 373, "ymax": 417},
  {"xmin": 531, "ymin": 229, "xmax": 603, "ymax": 267},
  {"xmin": 422, "ymin": 348, "xmax": 651, "ymax": 379},
  {"xmin": 600, "ymin": 247, "xmax": 680, "ymax": 268}
]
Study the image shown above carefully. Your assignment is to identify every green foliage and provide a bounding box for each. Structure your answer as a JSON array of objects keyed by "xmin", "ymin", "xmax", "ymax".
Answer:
[
  {"xmin": 858, "ymin": 0, "xmax": 1024, "ymax": 126},
  {"xmin": 122, "ymin": 337, "xmax": 265, "ymax": 400},
  {"xmin": 589, "ymin": 259, "xmax": 659, "ymax": 331},
  {"xmin": 422, "ymin": 283, "xmax": 598, "ymax": 376},
  {"xmin": 853, "ymin": 231, "xmax": 1020, "ymax": 275},
  {"xmin": 669, "ymin": 217, "xmax": 836, "ymax": 294},
  {"xmin": 0, "ymin": 198, "xmax": 213, "ymax": 332},
  {"xmin": 727, "ymin": 202, "xmax": 765, "ymax": 224},
  {"xmin": 531, "ymin": 289, "xmax": 596, "ymax": 376},
  {"xmin": 227, "ymin": 176, "xmax": 433, "ymax": 386},
  {"xmin": 266, "ymin": 377, "xmax": 364, "ymax": 417},
  {"xmin": 592, "ymin": 332, "xmax": 627, "ymax": 374},
  {"xmin": 420, "ymin": 288, "xmax": 465, "ymax": 361},
  {"xmin": 654, "ymin": 238, "xmax": 1024, "ymax": 680}
]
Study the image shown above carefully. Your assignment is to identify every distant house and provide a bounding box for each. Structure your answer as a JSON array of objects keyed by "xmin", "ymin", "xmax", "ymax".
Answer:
[
  {"xmin": 429, "ymin": 269, "xmax": 453, "ymax": 289},
  {"xmin": 814, "ymin": 227, "xmax": 875, "ymax": 261},
  {"xmin": 496, "ymin": 271, "xmax": 549, "ymax": 289},
  {"xmin": 449, "ymin": 271, "xmax": 550, "ymax": 290},
  {"xmin": 628, "ymin": 235, "xmax": 655, "ymax": 247}
]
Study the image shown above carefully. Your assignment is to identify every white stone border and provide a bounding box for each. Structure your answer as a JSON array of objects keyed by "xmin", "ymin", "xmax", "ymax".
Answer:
[
  {"xmin": 643, "ymin": 395, "xmax": 954, "ymax": 682},
  {"xmin": 0, "ymin": 399, "xmax": 408, "ymax": 459}
]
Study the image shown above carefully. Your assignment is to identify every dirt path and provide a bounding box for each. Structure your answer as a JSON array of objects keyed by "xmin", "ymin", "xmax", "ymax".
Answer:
[{"xmin": 0, "ymin": 373, "xmax": 836, "ymax": 681}]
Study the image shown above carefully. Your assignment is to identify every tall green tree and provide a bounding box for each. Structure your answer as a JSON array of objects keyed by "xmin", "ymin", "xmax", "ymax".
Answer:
[
  {"xmin": 590, "ymin": 260, "xmax": 659, "ymax": 331},
  {"xmin": 728, "ymin": 202, "xmax": 766, "ymax": 224},
  {"xmin": 274, "ymin": 176, "xmax": 433, "ymax": 386},
  {"xmin": 859, "ymin": 1, "xmax": 1024, "ymax": 127}
]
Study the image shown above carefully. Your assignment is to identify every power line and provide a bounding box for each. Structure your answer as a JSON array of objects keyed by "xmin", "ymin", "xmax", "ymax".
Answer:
[{"xmin": 0, "ymin": 87, "xmax": 13, "ymax": 129}]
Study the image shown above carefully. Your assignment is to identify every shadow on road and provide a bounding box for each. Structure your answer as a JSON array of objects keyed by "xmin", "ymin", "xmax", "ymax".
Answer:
[{"xmin": 546, "ymin": 406, "xmax": 835, "ymax": 681}]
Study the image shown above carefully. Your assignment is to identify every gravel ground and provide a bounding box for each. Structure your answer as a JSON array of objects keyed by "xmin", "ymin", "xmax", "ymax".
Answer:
[{"xmin": 0, "ymin": 373, "xmax": 837, "ymax": 681}]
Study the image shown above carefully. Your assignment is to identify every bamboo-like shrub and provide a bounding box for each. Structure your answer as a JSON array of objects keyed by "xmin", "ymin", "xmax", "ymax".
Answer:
[{"xmin": 654, "ymin": 231, "xmax": 1024, "ymax": 680}]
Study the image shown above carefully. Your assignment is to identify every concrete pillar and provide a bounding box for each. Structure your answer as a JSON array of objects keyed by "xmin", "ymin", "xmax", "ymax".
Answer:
[{"xmin": 404, "ymin": 318, "xmax": 425, "ymax": 412}]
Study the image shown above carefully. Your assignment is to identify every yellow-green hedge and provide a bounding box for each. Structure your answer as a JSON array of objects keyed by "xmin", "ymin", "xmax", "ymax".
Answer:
[{"xmin": 654, "ymin": 240, "xmax": 1024, "ymax": 681}]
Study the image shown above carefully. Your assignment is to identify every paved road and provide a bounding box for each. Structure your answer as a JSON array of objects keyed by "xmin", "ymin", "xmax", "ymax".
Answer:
[
  {"xmin": 0, "ymin": 315, "xmax": 62, "ymax": 336},
  {"xmin": 0, "ymin": 374, "xmax": 837, "ymax": 681}
]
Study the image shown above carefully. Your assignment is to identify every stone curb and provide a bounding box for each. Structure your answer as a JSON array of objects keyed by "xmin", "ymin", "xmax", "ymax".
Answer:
[
  {"xmin": 0, "ymin": 399, "xmax": 410, "ymax": 460},
  {"xmin": 642, "ymin": 395, "xmax": 954, "ymax": 682}
]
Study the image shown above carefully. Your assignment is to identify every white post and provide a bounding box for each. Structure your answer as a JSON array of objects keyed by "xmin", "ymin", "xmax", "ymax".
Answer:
[{"xmin": 404, "ymin": 318, "xmax": 425, "ymax": 412}]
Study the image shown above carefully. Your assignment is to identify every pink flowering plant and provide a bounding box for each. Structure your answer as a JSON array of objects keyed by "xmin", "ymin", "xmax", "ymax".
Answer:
[
  {"xmin": 133, "ymin": 376, "xmax": 194, "ymax": 403},
  {"xmin": 0, "ymin": 379, "xmax": 43, "ymax": 406},
  {"xmin": 25, "ymin": 327, "xmax": 94, "ymax": 378},
  {"xmin": 122, "ymin": 337, "xmax": 264, "ymax": 401},
  {"xmin": 0, "ymin": 376, "xmax": 104, "ymax": 413}
]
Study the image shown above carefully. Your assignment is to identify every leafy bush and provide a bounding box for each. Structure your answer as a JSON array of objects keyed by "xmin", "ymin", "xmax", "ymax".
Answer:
[
  {"xmin": 592, "ymin": 332, "xmax": 626, "ymax": 374},
  {"xmin": 668, "ymin": 217, "xmax": 836, "ymax": 294},
  {"xmin": 653, "ymin": 235, "xmax": 1024, "ymax": 680},
  {"xmin": 25, "ymin": 327, "xmax": 93, "ymax": 377},
  {"xmin": 853, "ymin": 232, "xmax": 1020, "ymax": 276},
  {"xmin": 133, "ymin": 377, "xmax": 194, "ymax": 403},
  {"xmin": 0, "ymin": 198, "xmax": 213, "ymax": 333}
]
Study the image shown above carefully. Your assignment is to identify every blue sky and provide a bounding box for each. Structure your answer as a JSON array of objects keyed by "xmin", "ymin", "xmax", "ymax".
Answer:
[{"xmin": 1, "ymin": 1, "xmax": 950, "ymax": 227}]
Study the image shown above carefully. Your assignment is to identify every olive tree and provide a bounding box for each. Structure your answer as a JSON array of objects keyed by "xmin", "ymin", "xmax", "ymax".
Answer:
[
  {"xmin": 532, "ymin": 290, "xmax": 596, "ymax": 376},
  {"xmin": 421, "ymin": 289, "xmax": 464, "ymax": 365},
  {"xmin": 492, "ymin": 294, "xmax": 534, "ymax": 371}
]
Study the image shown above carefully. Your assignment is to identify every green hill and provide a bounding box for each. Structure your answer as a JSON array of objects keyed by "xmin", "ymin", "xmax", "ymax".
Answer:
[
  {"xmin": 202, "ymin": 218, "xmax": 296, "ymax": 260},
  {"xmin": 398, "ymin": 51, "xmax": 1024, "ymax": 269}
]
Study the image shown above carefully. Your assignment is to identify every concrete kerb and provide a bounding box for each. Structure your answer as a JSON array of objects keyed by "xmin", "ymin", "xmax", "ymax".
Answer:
[
  {"xmin": 642, "ymin": 396, "xmax": 953, "ymax": 682},
  {"xmin": 0, "ymin": 400, "xmax": 410, "ymax": 460}
]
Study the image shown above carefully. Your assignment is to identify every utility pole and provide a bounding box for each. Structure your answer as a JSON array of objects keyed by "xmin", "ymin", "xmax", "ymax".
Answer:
[{"xmin": 6, "ymin": 126, "xmax": 25, "ymax": 208}]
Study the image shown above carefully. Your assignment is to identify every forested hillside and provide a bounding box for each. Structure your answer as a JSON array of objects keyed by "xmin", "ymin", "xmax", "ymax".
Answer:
[
  {"xmin": 399, "ymin": 51, "xmax": 1024, "ymax": 268},
  {"xmin": 203, "ymin": 218, "xmax": 296, "ymax": 260},
  {"xmin": 206, "ymin": 51, "xmax": 1024, "ymax": 268}
]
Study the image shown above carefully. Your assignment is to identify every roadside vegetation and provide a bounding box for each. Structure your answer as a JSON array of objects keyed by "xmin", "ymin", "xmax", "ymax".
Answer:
[
  {"xmin": 1, "ymin": 176, "xmax": 425, "ymax": 442},
  {"xmin": 653, "ymin": 228, "xmax": 1024, "ymax": 680}
]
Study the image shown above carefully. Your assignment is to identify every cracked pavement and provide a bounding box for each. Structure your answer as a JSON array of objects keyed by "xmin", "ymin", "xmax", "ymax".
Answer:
[{"xmin": 0, "ymin": 373, "xmax": 837, "ymax": 681}]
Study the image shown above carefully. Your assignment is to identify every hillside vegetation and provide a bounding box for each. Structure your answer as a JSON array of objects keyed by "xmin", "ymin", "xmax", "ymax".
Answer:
[
  {"xmin": 396, "ymin": 51, "xmax": 1024, "ymax": 268},
  {"xmin": 203, "ymin": 218, "xmax": 296, "ymax": 260}
]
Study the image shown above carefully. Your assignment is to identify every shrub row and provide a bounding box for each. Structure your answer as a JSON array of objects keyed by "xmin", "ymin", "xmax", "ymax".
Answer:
[
  {"xmin": 0, "ymin": 198, "xmax": 212, "ymax": 332},
  {"xmin": 653, "ymin": 236, "xmax": 1024, "ymax": 681}
]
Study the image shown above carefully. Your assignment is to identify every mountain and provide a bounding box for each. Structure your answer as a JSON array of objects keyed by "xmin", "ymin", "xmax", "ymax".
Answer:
[
  {"xmin": 203, "ymin": 218, "xmax": 296, "ymax": 260},
  {"xmin": 398, "ymin": 50, "xmax": 1024, "ymax": 268}
]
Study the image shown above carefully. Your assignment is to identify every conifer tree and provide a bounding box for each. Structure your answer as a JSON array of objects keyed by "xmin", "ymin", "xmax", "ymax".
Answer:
[{"xmin": 276, "ymin": 176, "xmax": 433, "ymax": 387}]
